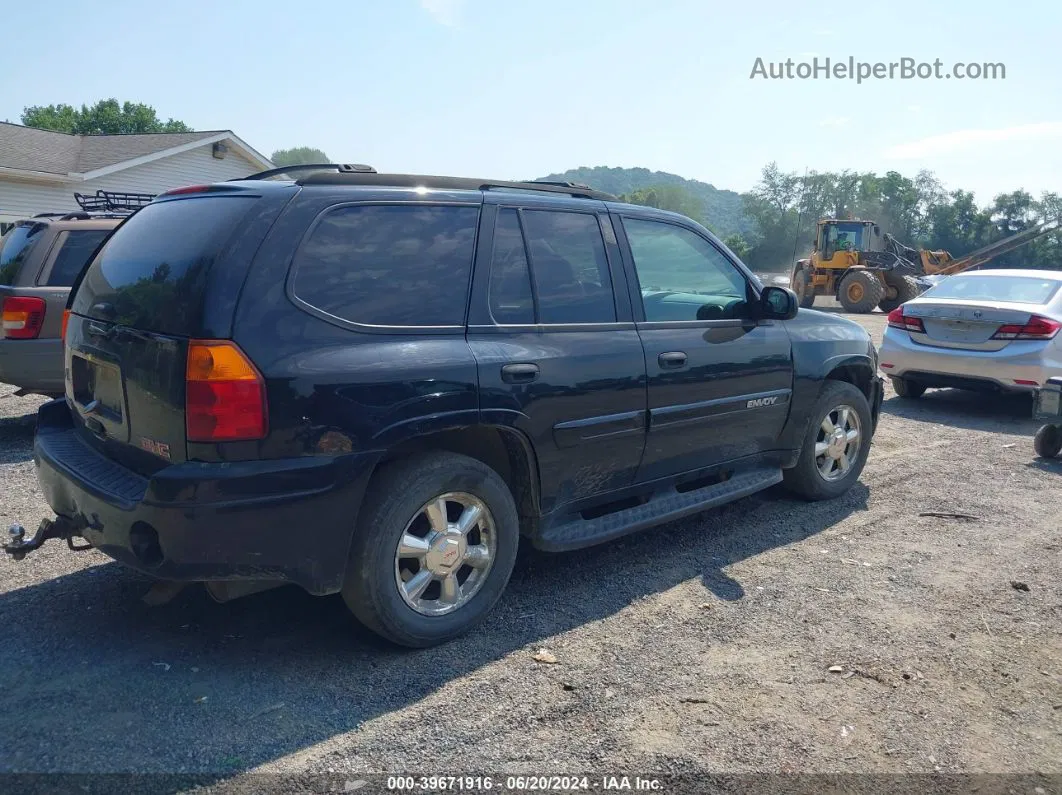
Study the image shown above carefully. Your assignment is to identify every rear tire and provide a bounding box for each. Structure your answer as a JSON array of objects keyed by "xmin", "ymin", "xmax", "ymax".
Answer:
[
  {"xmin": 890, "ymin": 376, "xmax": 926, "ymax": 399},
  {"xmin": 793, "ymin": 266, "xmax": 816, "ymax": 308},
  {"xmin": 1034, "ymin": 424, "xmax": 1062, "ymax": 459},
  {"xmin": 783, "ymin": 380, "xmax": 873, "ymax": 501},
  {"xmin": 342, "ymin": 452, "xmax": 520, "ymax": 648},
  {"xmin": 878, "ymin": 274, "xmax": 921, "ymax": 313},
  {"xmin": 838, "ymin": 270, "xmax": 885, "ymax": 313}
]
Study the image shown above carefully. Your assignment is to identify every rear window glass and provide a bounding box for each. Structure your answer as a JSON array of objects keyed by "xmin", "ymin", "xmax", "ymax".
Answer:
[
  {"xmin": 71, "ymin": 197, "xmax": 255, "ymax": 333},
  {"xmin": 46, "ymin": 229, "xmax": 112, "ymax": 286},
  {"xmin": 925, "ymin": 274, "xmax": 1062, "ymax": 305},
  {"xmin": 0, "ymin": 222, "xmax": 46, "ymax": 285},
  {"xmin": 291, "ymin": 204, "xmax": 479, "ymax": 327}
]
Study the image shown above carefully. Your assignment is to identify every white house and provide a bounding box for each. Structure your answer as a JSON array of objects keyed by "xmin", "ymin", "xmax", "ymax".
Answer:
[{"xmin": 0, "ymin": 123, "xmax": 273, "ymax": 229}]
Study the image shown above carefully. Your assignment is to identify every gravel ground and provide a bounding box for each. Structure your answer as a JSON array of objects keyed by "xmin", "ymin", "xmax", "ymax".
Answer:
[{"xmin": 1, "ymin": 310, "xmax": 1060, "ymax": 785}]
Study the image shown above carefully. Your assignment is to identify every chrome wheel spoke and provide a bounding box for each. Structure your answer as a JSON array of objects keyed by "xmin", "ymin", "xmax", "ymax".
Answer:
[
  {"xmin": 814, "ymin": 441, "xmax": 830, "ymax": 457},
  {"xmin": 398, "ymin": 533, "xmax": 430, "ymax": 559},
  {"xmin": 846, "ymin": 429, "xmax": 860, "ymax": 444},
  {"xmin": 837, "ymin": 407, "xmax": 850, "ymax": 430},
  {"xmin": 425, "ymin": 498, "xmax": 450, "ymax": 534},
  {"xmin": 403, "ymin": 569, "xmax": 433, "ymax": 602},
  {"xmin": 439, "ymin": 574, "xmax": 461, "ymax": 605},
  {"xmin": 455, "ymin": 503, "xmax": 482, "ymax": 536},
  {"xmin": 821, "ymin": 415, "xmax": 836, "ymax": 435},
  {"xmin": 465, "ymin": 544, "xmax": 492, "ymax": 569},
  {"xmin": 837, "ymin": 452, "xmax": 850, "ymax": 473}
]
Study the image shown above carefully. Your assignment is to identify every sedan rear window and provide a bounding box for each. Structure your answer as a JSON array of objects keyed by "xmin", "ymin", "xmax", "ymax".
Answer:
[{"xmin": 925, "ymin": 274, "xmax": 1062, "ymax": 305}]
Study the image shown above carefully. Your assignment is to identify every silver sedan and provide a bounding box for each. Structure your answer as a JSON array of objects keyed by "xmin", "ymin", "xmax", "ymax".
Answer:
[{"xmin": 878, "ymin": 269, "xmax": 1062, "ymax": 398}]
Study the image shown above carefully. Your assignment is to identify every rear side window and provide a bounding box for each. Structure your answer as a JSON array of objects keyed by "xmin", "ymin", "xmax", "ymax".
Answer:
[
  {"xmin": 45, "ymin": 229, "xmax": 112, "ymax": 286},
  {"xmin": 0, "ymin": 222, "xmax": 47, "ymax": 285},
  {"xmin": 521, "ymin": 211, "xmax": 615, "ymax": 324},
  {"xmin": 488, "ymin": 209, "xmax": 535, "ymax": 324},
  {"xmin": 292, "ymin": 204, "xmax": 480, "ymax": 327},
  {"xmin": 72, "ymin": 197, "xmax": 255, "ymax": 334}
]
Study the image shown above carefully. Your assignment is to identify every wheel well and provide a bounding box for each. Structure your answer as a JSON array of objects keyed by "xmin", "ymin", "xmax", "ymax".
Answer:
[
  {"xmin": 825, "ymin": 363, "xmax": 874, "ymax": 401},
  {"xmin": 376, "ymin": 426, "xmax": 540, "ymax": 524}
]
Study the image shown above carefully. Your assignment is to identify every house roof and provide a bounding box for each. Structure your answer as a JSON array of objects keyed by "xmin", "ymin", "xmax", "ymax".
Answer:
[{"xmin": 0, "ymin": 122, "xmax": 271, "ymax": 177}]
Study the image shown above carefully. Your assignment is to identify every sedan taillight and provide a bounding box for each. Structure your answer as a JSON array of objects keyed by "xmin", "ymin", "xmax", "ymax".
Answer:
[
  {"xmin": 886, "ymin": 307, "xmax": 924, "ymax": 333},
  {"xmin": 991, "ymin": 315, "xmax": 1062, "ymax": 341}
]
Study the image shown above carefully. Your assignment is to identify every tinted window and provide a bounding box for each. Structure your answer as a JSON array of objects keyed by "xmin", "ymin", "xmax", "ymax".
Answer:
[
  {"xmin": 293, "ymin": 204, "xmax": 479, "ymax": 327},
  {"xmin": 72, "ymin": 197, "xmax": 255, "ymax": 333},
  {"xmin": 489, "ymin": 209, "xmax": 535, "ymax": 324},
  {"xmin": 46, "ymin": 229, "xmax": 111, "ymax": 286},
  {"xmin": 623, "ymin": 218, "xmax": 749, "ymax": 321},
  {"xmin": 521, "ymin": 210, "xmax": 615, "ymax": 324},
  {"xmin": 0, "ymin": 222, "xmax": 46, "ymax": 285},
  {"xmin": 925, "ymin": 274, "xmax": 1061, "ymax": 305}
]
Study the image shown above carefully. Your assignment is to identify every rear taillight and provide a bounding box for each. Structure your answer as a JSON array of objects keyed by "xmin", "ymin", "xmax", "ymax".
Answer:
[
  {"xmin": 1, "ymin": 296, "xmax": 46, "ymax": 339},
  {"xmin": 886, "ymin": 307, "xmax": 924, "ymax": 333},
  {"xmin": 60, "ymin": 309, "xmax": 70, "ymax": 342},
  {"xmin": 991, "ymin": 315, "xmax": 1061, "ymax": 341},
  {"xmin": 185, "ymin": 340, "xmax": 267, "ymax": 442}
]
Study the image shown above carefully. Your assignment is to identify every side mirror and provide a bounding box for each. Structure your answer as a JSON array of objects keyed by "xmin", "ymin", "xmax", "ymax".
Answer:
[{"xmin": 760, "ymin": 286, "xmax": 798, "ymax": 320}]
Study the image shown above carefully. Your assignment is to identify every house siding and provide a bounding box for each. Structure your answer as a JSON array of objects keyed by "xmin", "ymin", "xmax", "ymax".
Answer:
[{"xmin": 0, "ymin": 144, "xmax": 263, "ymax": 221}]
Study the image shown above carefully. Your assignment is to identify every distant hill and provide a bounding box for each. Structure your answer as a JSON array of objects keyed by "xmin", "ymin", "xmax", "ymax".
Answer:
[{"xmin": 535, "ymin": 166, "xmax": 755, "ymax": 240}]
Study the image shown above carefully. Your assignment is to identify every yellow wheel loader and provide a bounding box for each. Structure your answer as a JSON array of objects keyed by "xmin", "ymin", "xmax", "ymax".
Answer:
[{"xmin": 790, "ymin": 217, "xmax": 1060, "ymax": 313}]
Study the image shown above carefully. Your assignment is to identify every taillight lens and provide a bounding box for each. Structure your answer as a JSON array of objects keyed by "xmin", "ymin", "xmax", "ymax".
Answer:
[
  {"xmin": 1, "ymin": 296, "xmax": 46, "ymax": 339},
  {"xmin": 991, "ymin": 315, "xmax": 1062, "ymax": 341},
  {"xmin": 61, "ymin": 309, "xmax": 70, "ymax": 342},
  {"xmin": 185, "ymin": 340, "xmax": 267, "ymax": 442},
  {"xmin": 886, "ymin": 307, "xmax": 924, "ymax": 333}
]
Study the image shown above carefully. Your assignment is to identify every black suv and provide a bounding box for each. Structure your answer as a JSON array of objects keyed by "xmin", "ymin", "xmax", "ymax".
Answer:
[{"xmin": 7, "ymin": 166, "xmax": 882, "ymax": 647}]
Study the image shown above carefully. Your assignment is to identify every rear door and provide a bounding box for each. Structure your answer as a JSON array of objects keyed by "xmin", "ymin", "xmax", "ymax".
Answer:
[
  {"xmin": 615, "ymin": 212, "xmax": 794, "ymax": 482},
  {"xmin": 66, "ymin": 191, "xmax": 273, "ymax": 474},
  {"xmin": 467, "ymin": 197, "xmax": 647, "ymax": 514}
]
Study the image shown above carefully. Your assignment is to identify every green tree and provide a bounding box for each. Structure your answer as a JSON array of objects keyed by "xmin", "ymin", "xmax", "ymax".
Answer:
[
  {"xmin": 270, "ymin": 146, "xmax": 331, "ymax": 167},
  {"xmin": 722, "ymin": 234, "xmax": 751, "ymax": 262},
  {"xmin": 618, "ymin": 184, "xmax": 706, "ymax": 224},
  {"xmin": 21, "ymin": 99, "xmax": 192, "ymax": 134}
]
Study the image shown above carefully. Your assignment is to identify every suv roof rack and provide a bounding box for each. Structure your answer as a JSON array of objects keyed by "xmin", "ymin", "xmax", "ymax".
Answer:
[
  {"xmin": 239, "ymin": 163, "xmax": 378, "ymax": 181},
  {"xmin": 293, "ymin": 170, "xmax": 617, "ymax": 201},
  {"xmin": 74, "ymin": 190, "xmax": 156, "ymax": 213}
]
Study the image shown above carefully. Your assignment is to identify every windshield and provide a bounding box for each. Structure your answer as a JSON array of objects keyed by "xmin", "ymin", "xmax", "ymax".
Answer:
[
  {"xmin": 0, "ymin": 222, "xmax": 46, "ymax": 285},
  {"xmin": 924, "ymin": 274, "xmax": 1062, "ymax": 305}
]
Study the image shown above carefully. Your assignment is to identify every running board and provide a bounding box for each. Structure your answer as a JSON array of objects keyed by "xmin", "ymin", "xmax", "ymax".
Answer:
[{"xmin": 532, "ymin": 466, "xmax": 783, "ymax": 552}]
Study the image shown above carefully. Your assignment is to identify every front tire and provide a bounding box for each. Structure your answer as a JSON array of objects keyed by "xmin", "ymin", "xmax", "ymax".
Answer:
[
  {"xmin": 1034, "ymin": 424, "xmax": 1062, "ymax": 459},
  {"xmin": 890, "ymin": 376, "xmax": 926, "ymax": 399},
  {"xmin": 838, "ymin": 270, "xmax": 885, "ymax": 313},
  {"xmin": 783, "ymin": 380, "xmax": 872, "ymax": 501},
  {"xmin": 878, "ymin": 273, "xmax": 921, "ymax": 313},
  {"xmin": 342, "ymin": 452, "xmax": 520, "ymax": 647}
]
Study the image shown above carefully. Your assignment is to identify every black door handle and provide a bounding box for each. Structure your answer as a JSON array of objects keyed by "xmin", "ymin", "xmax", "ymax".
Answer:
[
  {"xmin": 658, "ymin": 351, "xmax": 687, "ymax": 369},
  {"xmin": 501, "ymin": 363, "xmax": 540, "ymax": 384}
]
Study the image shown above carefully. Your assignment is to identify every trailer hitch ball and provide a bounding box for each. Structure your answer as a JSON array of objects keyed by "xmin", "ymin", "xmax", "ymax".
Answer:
[{"xmin": 8, "ymin": 524, "xmax": 25, "ymax": 545}]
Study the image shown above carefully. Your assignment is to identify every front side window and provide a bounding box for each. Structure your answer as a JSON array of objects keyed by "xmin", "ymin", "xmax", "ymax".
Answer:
[
  {"xmin": 292, "ymin": 204, "xmax": 480, "ymax": 327},
  {"xmin": 520, "ymin": 210, "xmax": 615, "ymax": 324},
  {"xmin": 623, "ymin": 218, "xmax": 749, "ymax": 322},
  {"xmin": 46, "ymin": 229, "xmax": 112, "ymax": 286}
]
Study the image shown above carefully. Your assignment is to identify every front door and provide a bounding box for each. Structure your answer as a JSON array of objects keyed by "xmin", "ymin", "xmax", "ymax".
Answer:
[
  {"xmin": 467, "ymin": 200, "xmax": 647, "ymax": 514},
  {"xmin": 616, "ymin": 214, "xmax": 794, "ymax": 483}
]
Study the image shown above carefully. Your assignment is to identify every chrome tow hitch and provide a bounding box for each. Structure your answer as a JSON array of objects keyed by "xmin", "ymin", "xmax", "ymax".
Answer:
[{"xmin": 4, "ymin": 517, "xmax": 92, "ymax": 561}]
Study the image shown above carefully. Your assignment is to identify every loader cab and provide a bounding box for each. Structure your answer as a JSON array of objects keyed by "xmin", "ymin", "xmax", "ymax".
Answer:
[{"xmin": 818, "ymin": 220, "xmax": 880, "ymax": 261}]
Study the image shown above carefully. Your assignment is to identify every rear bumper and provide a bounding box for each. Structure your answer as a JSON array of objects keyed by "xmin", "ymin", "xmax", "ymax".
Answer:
[
  {"xmin": 0, "ymin": 337, "xmax": 64, "ymax": 394},
  {"xmin": 879, "ymin": 329, "xmax": 1061, "ymax": 392},
  {"xmin": 32, "ymin": 400, "xmax": 377, "ymax": 595}
]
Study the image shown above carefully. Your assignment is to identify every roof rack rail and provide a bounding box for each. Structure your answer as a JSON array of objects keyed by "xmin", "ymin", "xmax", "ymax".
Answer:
[
  {"xmin": 295, "ymin": 171, "xmax": 617, "ymax": 200},
  {"xmin": 74, "ymin": 190, "xmax": 156, "ymax": 213},
  {"xmin": 239, "ymin": 163, "xmax": 378, "ymax": 181}
]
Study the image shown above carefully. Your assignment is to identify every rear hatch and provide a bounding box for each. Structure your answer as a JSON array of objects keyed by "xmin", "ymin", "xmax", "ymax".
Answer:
[{"xmin": 65, "ymin": 190, "xmax": 271, "ymax": 475}]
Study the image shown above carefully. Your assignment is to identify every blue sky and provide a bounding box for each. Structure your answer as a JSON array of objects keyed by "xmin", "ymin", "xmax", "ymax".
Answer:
[{"xmin": 3, "ymin": 0, "xmax": 1059, "ymax": 204}]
